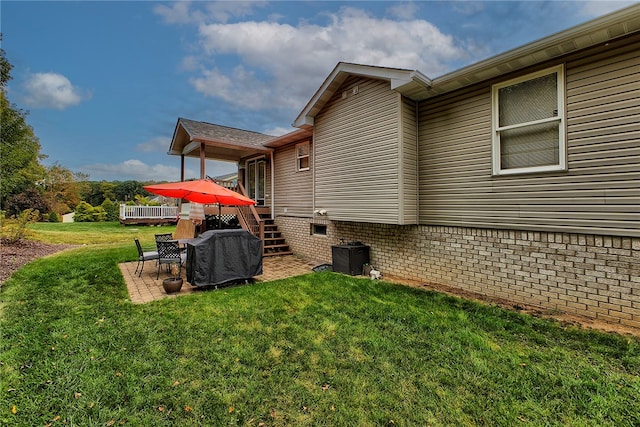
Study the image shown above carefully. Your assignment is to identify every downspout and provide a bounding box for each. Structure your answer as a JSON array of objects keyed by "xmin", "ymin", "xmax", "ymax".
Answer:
[
  {"xmin": 415, "ymin": 100, "xmax": 420, "ymax": 225},
  {"xmin": 312, "ymin": 129, "xmax": 316, "ymax": 221},
  {"xmin": 270, "ymin": 150, "xmax": 275, "ymax": 220}
]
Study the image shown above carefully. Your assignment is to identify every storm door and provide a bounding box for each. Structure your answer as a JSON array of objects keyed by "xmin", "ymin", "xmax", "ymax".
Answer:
[{"xmin": 246, "ymin": 158, "xmax": 266, "ymax": 206}]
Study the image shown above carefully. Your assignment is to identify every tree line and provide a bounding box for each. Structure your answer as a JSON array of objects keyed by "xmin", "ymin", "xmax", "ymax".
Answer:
[{"xmin": 1, "ymin": 34, "xmax": 161, "ymax": 223}]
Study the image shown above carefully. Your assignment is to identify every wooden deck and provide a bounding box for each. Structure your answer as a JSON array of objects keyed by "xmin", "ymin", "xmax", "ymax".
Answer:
[{"xmin": 119, "ymin": 205, "xmax": 179, "ymax": 226}]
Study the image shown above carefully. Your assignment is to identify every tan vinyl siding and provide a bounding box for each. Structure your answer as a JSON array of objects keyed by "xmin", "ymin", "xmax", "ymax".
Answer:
[
  {"xmin": 419, "ymin": 36, "xmax": 640, "ymax": 237},
  {"xmin": 273, "ymin": 141, "xmax": 313, "ymax": 217},
  {"xmin": 400, "ymin": 96, "xmax": 418, "ymax": 224},
  {"xmin": 314, "ymin": 76, "xmax": 403, "ymax": 224}
]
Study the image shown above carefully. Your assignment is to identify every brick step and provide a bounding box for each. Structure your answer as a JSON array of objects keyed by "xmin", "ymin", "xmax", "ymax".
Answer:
[{"xmin": 263, "ymin": 250, "xmax": 293, "ymax": 257}]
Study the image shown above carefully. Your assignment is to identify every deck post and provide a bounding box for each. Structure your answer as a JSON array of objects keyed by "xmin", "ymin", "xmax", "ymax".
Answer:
[{"xmin": 200, "ymin": 143, "xmax": 205, "ymax": 179}]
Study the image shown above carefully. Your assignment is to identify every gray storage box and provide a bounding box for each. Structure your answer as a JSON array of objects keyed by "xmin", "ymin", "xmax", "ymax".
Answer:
[{"xmin": 332, "ymin": 243, "xmax": 370, "ymax": 275}]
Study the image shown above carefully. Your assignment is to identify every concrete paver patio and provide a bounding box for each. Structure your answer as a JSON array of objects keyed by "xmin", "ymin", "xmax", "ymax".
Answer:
[{"xmin": 119, "ymin": 255, "xmax": 319, "ymax": 304}]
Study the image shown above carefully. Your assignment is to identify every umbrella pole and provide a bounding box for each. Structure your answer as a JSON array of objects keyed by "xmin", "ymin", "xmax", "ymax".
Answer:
[{"xmin": 218, "ymin": 204, "xmax": 221, "ymax": 229}]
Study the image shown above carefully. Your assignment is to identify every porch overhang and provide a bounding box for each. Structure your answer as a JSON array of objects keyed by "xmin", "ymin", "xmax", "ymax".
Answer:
[
  {"xmin": 168, "ymin": 118, "xmax": 274, "ymax": 163},
  {"xmin": 169, "ymin": 138, "xmax": 272, "ymax": 162}
]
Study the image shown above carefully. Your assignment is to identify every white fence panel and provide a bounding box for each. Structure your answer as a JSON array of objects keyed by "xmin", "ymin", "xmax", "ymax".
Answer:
[{"xmin": 119, "ymin": 205, "xmax": 179, "ymax": 220}]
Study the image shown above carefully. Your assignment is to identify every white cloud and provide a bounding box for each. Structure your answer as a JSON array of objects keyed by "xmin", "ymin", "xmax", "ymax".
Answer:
[
  {"xmin": 81, "ymin": 159, "xmax": 237, "ymax": 182},
  {"xmin": 189, "ymin": 6, "xmax": 465, "ymax": 114},
  {"xmin": 189, "ymin": 65, "xmax": 280, "ymax": 111},
  {"xmin": 203, "ymin": 1, "xmax": 267, "ymax": 24},
  {"xmin": 154, "ymin": 1, "xmax": 203, "ymax": 24},
  {"xmin": 23, "ymin": 72, "xmax": 89, "ymax": 110},
  {"xmin": 577, "ymin": 1, "xmax": 636, "ymax": 17},
  {"xmin": 136, "ymin": 136, "xmax": 171, "ymax": 153},
  {"xmin": 82, "ymin": 159, "xmax": 184, "ymax": 182},
  {"xmin": 386, "ymin": 2, "xmax": 419, "ymax": 20},
  {"xmin": 262, "ymin": 126, "xmax": 293, "ymax": 136},
  {"xmin": 452, "ymin": 1, "xmax": 485, "ymax": 16},
  {"xmin": 154, "ymin": 0, "xmax": 266, "ymax": 24}
]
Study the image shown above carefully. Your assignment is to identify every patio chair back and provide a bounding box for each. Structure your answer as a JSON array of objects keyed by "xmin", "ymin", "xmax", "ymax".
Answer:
[
  {"xmin": 155, "ymin": 233, "xmax": 173, "ymax": 244},
  {"xmin": 134, "ymin": 238, "xmax": 144, "ymax": 257},
  {"xmin": 156, "ymin": 240, "xmax": 185, "ymax": 279},
  {"xmin": 134, "ymin": 238, "xmax": 159, "ymax": 277}
]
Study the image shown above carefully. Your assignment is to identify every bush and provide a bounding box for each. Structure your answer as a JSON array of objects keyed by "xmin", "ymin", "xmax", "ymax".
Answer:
[
  {"xmin": 0, "ymin": 208, "xmax": 39, "ymax": 243},
  {"xmin": 91, "ymin": 206, "xmax": 107, "ymax": 222},
  {"xmin": 74, "ymin": 201, "xmax": 95, "ymax": 222},
  {"xmin": 101, "ymin": 198, "xmax": 119, "ymax": 222},
  {"xmin": 48, "ymin": 211, "xmax": 60, "ymax": 223},
  {"xmin": 5, "ymin": 188, "xmax": 49, "ymax": 219},
  {"xmin": 74, "ymin": 202, "xmax": 109, "ymax": 222}
]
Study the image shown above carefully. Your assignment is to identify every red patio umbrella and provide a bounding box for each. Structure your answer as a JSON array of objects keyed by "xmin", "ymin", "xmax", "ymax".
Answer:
[
  {"xmin": 144, "ymin": 179, "xmax": 255, "ymax": 229},
  {"xmin": 144, "ymin": 179, "xmax": 255, "ymax": 206}
]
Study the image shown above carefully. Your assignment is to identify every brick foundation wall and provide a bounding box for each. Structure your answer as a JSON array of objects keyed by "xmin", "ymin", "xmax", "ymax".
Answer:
[{"xmin": 275, "ymin": 216, "xmax": 640, "ymax": 328}]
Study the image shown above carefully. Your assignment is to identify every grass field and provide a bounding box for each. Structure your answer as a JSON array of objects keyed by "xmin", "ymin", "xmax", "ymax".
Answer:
[
  {"xmin": 1, "ymin": 223, "xmax": 639, "ymax": 425},
  {"xmin": 29, "ymin": 221, "xmax": 177, "ymax": 245}
]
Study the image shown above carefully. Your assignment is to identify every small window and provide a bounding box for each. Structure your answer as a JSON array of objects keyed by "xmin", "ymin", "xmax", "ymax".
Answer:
[
  {"xmin": 492, "ymin": 65, "xmax": 566, "ymax": 175},
  {"xmin": 311, "ymin": 224, "xmax": 327, "ymax": 236},
  {"xmin": 296, "ymin": 142, "xmax": 310, "ymax": 172}
]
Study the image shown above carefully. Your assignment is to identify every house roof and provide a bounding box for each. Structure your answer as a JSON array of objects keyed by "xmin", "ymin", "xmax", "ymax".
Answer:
[
  {"xmin": 168, "ymin": 118, "xmax": 275, "ymax": 162},
  {"xmin": 427, "ymin": 3, "xmax": 640, "ymax": 97},
  {"xmin": 294, "ymin": 4, "xmax": 640, "ymax": 129},
  {"xmin": 264, "ymin": 128, "xmax": 313, "ymax": 148},
  {"xmin": 173, "ymin": 118, "xmax": 275, "ymax": 149},
  {"xmin": 293, "ymin": 62, "xmax": 431, "ymax": 129}
]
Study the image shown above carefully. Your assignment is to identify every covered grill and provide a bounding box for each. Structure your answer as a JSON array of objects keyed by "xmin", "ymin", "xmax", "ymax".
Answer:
[{"xmin": 186, "ymin": 229, "xmax": 263, "ymax": 287}]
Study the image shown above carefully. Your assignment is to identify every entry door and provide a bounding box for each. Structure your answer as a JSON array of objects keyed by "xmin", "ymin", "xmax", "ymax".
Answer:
[{"xmin": 247, "ymin": 159, "xmax": 266, "ymax": 206}]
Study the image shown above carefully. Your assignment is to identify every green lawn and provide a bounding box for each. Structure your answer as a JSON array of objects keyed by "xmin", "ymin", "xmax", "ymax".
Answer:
[
  {"xmin": 1, "ymin": 224, "xmax": 639, "ymax": 425},
  {"xmin": 29, "ymin": 221, "xmax": 177, "ymax": 245}
]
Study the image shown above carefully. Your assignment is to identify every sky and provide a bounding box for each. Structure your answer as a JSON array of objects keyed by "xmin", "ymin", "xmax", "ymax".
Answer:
[{"xmin": 1, "ymin": 0, "xmax": 635, "ymax": 182}]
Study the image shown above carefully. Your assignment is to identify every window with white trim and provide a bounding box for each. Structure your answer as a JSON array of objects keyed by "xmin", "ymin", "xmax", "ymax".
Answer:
[
  {"xmin": 492, "ymin": 65, "xmax": 566, "ymax": 175},
  {"xmin": 311, "ymin": 223, "xmax": 327, "ymax": 236},
  {"xmin": 296, "ymin": 142, "xmax": 310, "ymax": 172}
]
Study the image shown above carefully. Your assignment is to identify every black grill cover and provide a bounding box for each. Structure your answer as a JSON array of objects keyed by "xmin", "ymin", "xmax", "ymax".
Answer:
[{"xmin": 186, "ymin": 229, "xmax": 263, "ymax": 286}]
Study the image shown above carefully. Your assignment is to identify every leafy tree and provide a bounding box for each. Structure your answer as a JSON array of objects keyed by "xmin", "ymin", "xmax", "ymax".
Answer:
[
  {"xmin": 48, "ymin": 211, "xmax": 60, "ymax": 223},
  {"xmin": 0, "ymin": 34, "xmax": 11, "ymax": 86},
  {"xmin": 0, "ymin": 88, "xmax": 45, "ymax": 208},
  {"xmin": 41, "ymin": 163, "xmax": 83, "ymax": 215},
  {"xmin": 91, "ymin": 206, "xmax": 107, "ymax": 222},
  {"xmin": 0, "ymin": 34, "xmax": 45, "ymax": 209},
  {"xmin": 134, "ymin": 194, "xmax": 152, "ymax": 205},
  {"xmin": 101, "ymin": 198, "xmax": 119, "ymax": 221},
  {"xmin": 114, "ymin": 180, "xmax": 148, "ymax": 202},
  {"xmin": 81, "ymin": 181, "xmax": 105, "ymax": 206},
  {"xmin": 0, "ymin": 208, "xmax": 39, "ymax": 244},
  {"xmin": 101, "ymin": 181, "xmax": 116, "ymax": 201},
  {"xmin": 5, "ymin": 187, "xmax": 49, "ymax": 218},
  {"xmin": 74, "ymin": 201, "xmax": 94, "ymax": 222}
]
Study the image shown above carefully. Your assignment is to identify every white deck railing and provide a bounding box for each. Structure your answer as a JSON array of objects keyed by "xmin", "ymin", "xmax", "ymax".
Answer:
[{"xmin": 119, "ymin": 204, "xmax": 179, "ymax": 220}]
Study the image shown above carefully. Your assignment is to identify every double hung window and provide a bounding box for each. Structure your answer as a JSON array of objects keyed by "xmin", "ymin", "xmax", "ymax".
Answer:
[
  {"xmin": 296, "ymin": 142, "xmax": 310, "ymax": 172},
  {"xmin": 492, "ymin": 65, "xmax": 566, "ymax": 175}
]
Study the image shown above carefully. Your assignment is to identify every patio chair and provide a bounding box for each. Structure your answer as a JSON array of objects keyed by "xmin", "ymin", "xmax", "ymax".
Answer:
[
  {"xmin": 155, "ymin": 233, "xmax": 173, "ymax": 244},
  {"xmin": 156, "ymin": 240, "xmax": 186, "ymax": 279},
  {"xmin": 134, "ymin": 238, "xmax": 159, "ymax": 277}
]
